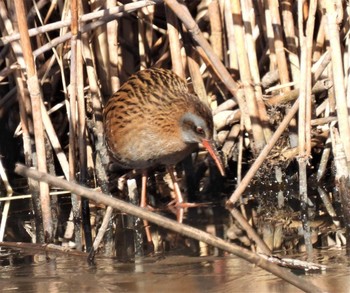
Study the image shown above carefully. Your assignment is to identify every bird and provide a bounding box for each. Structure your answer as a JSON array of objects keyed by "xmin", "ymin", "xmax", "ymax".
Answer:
[{"xmin": 103, "ymin": 68, "xmax": 225, "ymax": 243}]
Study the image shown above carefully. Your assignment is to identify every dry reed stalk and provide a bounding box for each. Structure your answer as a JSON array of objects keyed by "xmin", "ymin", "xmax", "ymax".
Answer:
[
  {"xmin": 332, "ymin": 129, "xmax": 350, "ymax": 253},
  {"xmin": 347, "ymin": 37, "xmax": 350, "ymax": 111},
  {"xmin": 137, "ymin": 9, "xmax": 147, "ymax": 70},
  {"xmin": 14, "ymin": 0, "xmax": 52, "ymax": 242},
  {"xmin": 15, "ymin": 73, "xmax": 33, "ymax": 167},
  {"xmin": 267, "ymin": 0, "xmax": 291, "ymax": 92},
  {"xmin": 326, "ymin": 2, "xmax": 350, "ymax": 167},
  {"xmin": 0, "ymin": 2, "xmax": 25, "ymax": 69},
  {"xmin": 255, "ymin": 0, "xmax": 267, "ymax": 46},
  {"xmin": 120, "ymin": 16, "xmax": 136, "ymax": 80},
  {"xmin": 28, "ymin": 5, "xmax": 71, "ymax": 181},
  {"xmin": 152, "ymin": 34, "xmax": 170, "ymax": 67},
  {"xmin": 263, "ymin": 0, "xmax": 277, "ymax": 70},
  {"xmin": 106, "ymin": 0, "xmax": 120, "ymax": 92},
  {"xmin": 313, "ymin": 15, "xmax": 326, "ymax": 62},
  {"xmin": 224, "ymin": 1, "xmax": 238, "ymax": 74},
  {"xmin": 0, "ymin": 241, "xmax": 87, "ymax": 256},
  {"xmin": 0, "ymin": 64, "xmax": 18, "ymax": 83},
  {"xmin": 138, "ymin": 5, "xmax": 155, "ymax": 69},
  {"xmin": 266, "ymin": 79, "xmax": 332, "ymax": 106},
  {"xmin": 231, "ymin": 0, "xmax": 266, "ymax": 152},
  {"xmin": 297, "ymin": 0, "xmax": 318, "ymax": 257},
  {"xmin": 213, "ymin": 98, "xmax": 237, "ymax": 114},
  {"xmin": 0, "ymin": 157, "xmax": 13, "ymax": 242},
  {"xmin": 241, "ymin": 0, "xmax": 272, "ymax": 142},
  {"xmin": 42, "ymin": 0, "xmax": 57, "ymax": 24},
  {"xmin": 281, "ymin": 0, "xmax": 300, "ymax": 83},
  {"xmin": 213, "ymin": 109, "xmax": 240, "ymax": 130},
  {"xmin": 305, "ymin": 1, "xmax": 317, "ymax": 154},
  {"xmin": 81, "ymin": 28, "xmax": 115, "ymax": 255},
  {"xmin": 76, "ymin": 4, "xmax": 86, "ymax": 177},
  {"xmin": 77, "ymin": 2, "xmax": 93, "ymax": 251},
  {"xmin": 236, "ymin": 119, "xmax": 245, "ymax": 218},
  {"xmin": 14, "ymin": 68, "xmax": 42, "ymax": 243},
  {"xmin": 0, "ymin": 1, "xmax": 157, "ymax": 50},
  {"xmin": 297, "ymin": 0, "xmax": 316, "ymax": 158},
  {"xmin": 40, "ymin": 100, "xmax": 69, "ymax": 179},
  {"xmin": 90, "ymin": 1, "xmax": 111, "ymax": 97},
  {"xmin": 68, "ymin": 0, "xmax": 82, "ymax": 250},
  {"xmin": 222, "ymin": 123, "xmax": 240, "ymax": 160},
  {"xmin": 208, "ymin": 0, "xmax": 223, "ymax": 61},
  {"xmin": 165, "ymin": 5, "xmax": 185, "ymax": 77},
  {"xmin": 89, "ymin": 205, "xmax": 114, "ymax": 259},
  {"xmin": 229, "ymin": 207, "xmax": 271, "ymax": 255},
  {"xmin": 0, "ymin": 0, "xmax": 35, "ymax": 180},
  {"xmin": 186, "ymin": 48, "xmax": 208, "ymax": 105}
]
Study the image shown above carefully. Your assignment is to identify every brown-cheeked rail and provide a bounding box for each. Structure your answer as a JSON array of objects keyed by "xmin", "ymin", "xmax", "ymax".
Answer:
[{"xmin": 103, "ymin": 68, "xmax": 225, "ymax": 245}]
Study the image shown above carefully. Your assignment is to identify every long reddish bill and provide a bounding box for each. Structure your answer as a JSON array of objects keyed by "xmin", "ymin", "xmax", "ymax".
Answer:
[{"xmin": 202, "ymin": 139, "xmax": 225, "ymax": 176}]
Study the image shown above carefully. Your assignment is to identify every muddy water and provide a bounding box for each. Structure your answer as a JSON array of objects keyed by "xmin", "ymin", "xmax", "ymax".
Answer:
[{"xmin": 1, "ymin": 249, "xmax": 350, "ymax": 292}]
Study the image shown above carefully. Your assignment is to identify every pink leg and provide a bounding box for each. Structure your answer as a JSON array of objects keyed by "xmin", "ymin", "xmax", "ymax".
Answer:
[
  {"xmin": 140, "ymin": 170, "xmax": 148, "ymax": 208},
  {"xmin": 140, "ymin": 170, "xmax": 153, "ymax": 245}
]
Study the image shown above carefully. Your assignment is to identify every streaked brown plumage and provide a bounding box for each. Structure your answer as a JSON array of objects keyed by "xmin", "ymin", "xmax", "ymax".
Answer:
[{"xmin": 103, "ymin": 67, "xmax": 225, "ymax": 176}]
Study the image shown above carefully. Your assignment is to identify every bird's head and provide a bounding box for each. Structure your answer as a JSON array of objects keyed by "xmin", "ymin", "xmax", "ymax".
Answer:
[{"xmin": 180, "ymin": 106, "xmax": 225, "ymax": 176}]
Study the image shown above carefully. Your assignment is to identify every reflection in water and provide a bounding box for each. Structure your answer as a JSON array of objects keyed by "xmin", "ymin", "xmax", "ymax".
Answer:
[{"xmin": 1, "ymin": 249, "xmax": 350, "ymax": 292}]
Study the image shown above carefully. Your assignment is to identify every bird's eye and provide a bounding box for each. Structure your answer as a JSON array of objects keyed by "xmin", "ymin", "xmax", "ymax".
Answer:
[{"xmin": 196, "ymin": 126, "xmax": 204, "ymax": 135}]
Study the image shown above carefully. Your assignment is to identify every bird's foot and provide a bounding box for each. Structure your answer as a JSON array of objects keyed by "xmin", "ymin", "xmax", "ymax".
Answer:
[
  {"xmin": 143, "ymin": 204, "xmax": 156, "ymax": 212},
  {"xmin": 167, "ymin": 200, "xmax": 208, "ymax": 209},
  {"xmin": 144, "ymin": 240, "xmax": 155, "ymax": 256}
]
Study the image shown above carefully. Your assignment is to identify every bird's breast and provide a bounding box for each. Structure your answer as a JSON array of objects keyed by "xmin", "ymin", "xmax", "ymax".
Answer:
[{"xmin": 107, "ymin": 125, "xmax": 197, "ymax": 169}]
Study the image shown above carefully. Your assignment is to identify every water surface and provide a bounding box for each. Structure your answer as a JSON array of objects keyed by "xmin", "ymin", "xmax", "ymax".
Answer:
[{"xmin": 1, "ymin": 249, "xmax": 349, "ymax": 292}]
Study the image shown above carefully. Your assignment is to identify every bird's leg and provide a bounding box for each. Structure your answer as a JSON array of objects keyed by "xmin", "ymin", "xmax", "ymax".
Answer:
[
  {"xmin": 141, "ymin": 170, "xmax": 153, "ymax": 249},
  {"xmin": 167, "ymin": 165, "xmax": 184, "ymax": 204},
  {"xmin": 140, "ymin": 170, "xmax": 148, "ymax": 209},
  {"xmin": 166, "ymin": 166, "xmax": 185, "ymax": 223}
]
